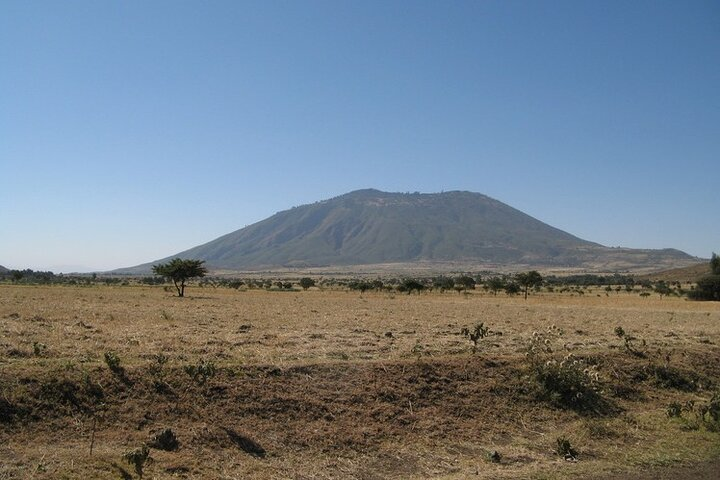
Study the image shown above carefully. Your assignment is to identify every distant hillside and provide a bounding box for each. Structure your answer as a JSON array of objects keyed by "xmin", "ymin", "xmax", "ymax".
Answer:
[
  {"xmin": 117, "ymin": 189, "xmax": 698, "ymax": 274},
  {"xmin": 636, "ymin": 262, "xmax": 710, "ymax": 283},
  {"xmin": 0, "ymin": 265, "xmax": 9, "ymax": 274}
]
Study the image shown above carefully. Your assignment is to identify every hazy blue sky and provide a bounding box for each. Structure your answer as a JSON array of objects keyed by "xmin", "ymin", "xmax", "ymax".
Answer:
[{"xmin": 1, "ymin": 1, "xmax": 718, "ymax": 272}]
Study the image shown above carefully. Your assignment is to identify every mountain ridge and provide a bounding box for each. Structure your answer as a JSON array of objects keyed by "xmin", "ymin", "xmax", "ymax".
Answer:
[{"xmin": 116, "ymin": 189, "xmax": 697, "ymax": 274}]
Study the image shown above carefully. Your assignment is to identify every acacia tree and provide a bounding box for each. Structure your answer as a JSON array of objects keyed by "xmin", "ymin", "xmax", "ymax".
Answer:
[
  {"xmin": 152, "ymin": 259, "xmax": 207, "ymax": 297},
  {"xmin": 455, "ymin": 275, "xmax": 477, "ymax": 291},
  {"xmin": 486, "ymin": 277, "xmax": 505, "ymax": 296},
  {"xmin": 299, "ymin": 277, "xmax": 315, "ymax": 290},
  {"xmin": 516, "ymin": 270, "xmax": 543, "ymax": 300}
]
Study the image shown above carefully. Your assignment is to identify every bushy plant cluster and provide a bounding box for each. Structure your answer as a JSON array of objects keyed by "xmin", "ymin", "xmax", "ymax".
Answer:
[
  {"xmin": 183, "ymin": 360, "xmax": 216, "ymax": 385},
  {"xmin": 614, "ymin": 326, "xmax": 645, "ymax": 357},
  {"xmin": 526, "ymin": 325, "xmax": 604, "ymax": 413},
  {"xmin": 461, "ymin": 322, "xmax": 491, "ymax": 354},
  {"xmin": 122, "ymin": 443, "xmax": 151, "ymax": 478},
  {"xmin": 667, "ymin": 391, "xmax": 720, "ymax": 431}
]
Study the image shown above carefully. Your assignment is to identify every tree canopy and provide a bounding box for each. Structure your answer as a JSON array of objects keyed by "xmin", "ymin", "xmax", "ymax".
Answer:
[
  {"xmin": 688, "ymin": 253, "xmax": 720, "ymax": 302},
  {"xmin": 516, "ymin": 270, "xmax": 543, "ymax": 299},
  {"xmin": 152, "ymin": 259, "xmax": 207, "ymax": 297},
  {"xmin": 711, "ymin": 252, "xmax": 720, "ymax": 275},
  {"xmin": 299, "ymin": 277, "xmax": 316, "ymax": 290}
]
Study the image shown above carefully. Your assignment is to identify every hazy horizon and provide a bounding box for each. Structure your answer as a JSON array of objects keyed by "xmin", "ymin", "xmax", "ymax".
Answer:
[{"xmin": 2, "ymin": 1, "xmax": 718, "ymax": 272}]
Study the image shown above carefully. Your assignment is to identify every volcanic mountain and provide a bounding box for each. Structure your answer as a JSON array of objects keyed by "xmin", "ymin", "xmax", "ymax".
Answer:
[{"xmin": 119, "ymin": 189, "xmax": 697, "ymax": 273}]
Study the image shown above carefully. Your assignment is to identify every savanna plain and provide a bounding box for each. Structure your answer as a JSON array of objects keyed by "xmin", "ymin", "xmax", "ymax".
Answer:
[{"xmin": 1, "ymin": 283, "xmax": 719, "ymax": 479}]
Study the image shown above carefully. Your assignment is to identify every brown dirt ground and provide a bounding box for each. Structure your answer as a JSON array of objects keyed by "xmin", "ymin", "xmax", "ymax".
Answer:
[{"xmin": 1, "ymin": 284, "xmax": 719, "ymax": 479}]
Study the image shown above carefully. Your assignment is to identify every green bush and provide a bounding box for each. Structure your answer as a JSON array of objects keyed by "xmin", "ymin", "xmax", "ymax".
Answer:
[{"xmin": 688, "ymin": 275, "xmax": 720, "ymax": 301}]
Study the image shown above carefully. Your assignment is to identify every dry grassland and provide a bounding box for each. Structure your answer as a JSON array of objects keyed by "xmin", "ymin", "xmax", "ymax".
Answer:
[{"xmin": 1, "ymin": 284, "xmax": 719, "ymax": 479}]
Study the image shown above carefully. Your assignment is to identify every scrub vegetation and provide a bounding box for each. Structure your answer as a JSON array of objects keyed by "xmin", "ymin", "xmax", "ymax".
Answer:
[{"xmin": 0, "ymin": 272, "xmax": 719, "ymax": 479}]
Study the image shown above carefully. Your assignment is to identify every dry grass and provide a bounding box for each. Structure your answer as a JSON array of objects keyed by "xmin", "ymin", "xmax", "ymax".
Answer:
[{"xmin": 1, "ymin": 284, "xmax": 719, "ymax": 479}]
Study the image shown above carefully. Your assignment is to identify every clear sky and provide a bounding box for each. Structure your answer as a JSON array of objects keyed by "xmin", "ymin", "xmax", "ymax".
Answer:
[{"xmin": 1, "ymin": 0, "xmax": 718, "ymax": 272}]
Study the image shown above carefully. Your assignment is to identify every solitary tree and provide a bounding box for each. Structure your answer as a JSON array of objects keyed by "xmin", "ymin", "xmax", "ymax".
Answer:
[
  {"xmin": 299, "ymin": 277, "xmax": 315, "ymax": 290},
  {"xmin": 516, "ymin": 270, "xmax": 543, "ymax": 300},
  {"xmin": 152, "ymin": 259, "xmax": 207, "ymax": 297}
]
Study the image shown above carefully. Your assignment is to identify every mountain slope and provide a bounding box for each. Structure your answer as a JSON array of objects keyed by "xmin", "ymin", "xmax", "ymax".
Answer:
[{"xmin": 118, "ymin": 189, "xmax": 697, "ymax": 273}]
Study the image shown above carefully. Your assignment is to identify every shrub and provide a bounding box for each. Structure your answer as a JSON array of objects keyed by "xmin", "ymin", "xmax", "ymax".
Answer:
[
  {"xmin": 556, "ymin": 437, "xmax": 578, "ymax": 460},
  {"xmin": 461, "ymin": 322, "xmax": 491, "ymax": 354},
  {"xmin": 650, "ymin": 365, "xmax": 704, "ymax": 392},
  {"xmin": 526, "ymin": 325, "xmax": 606, "ymax": 413},
  {"xmin": 614, "ymin": 326, "xmax": 645, "ymax": 357},
  {"xmin": 666, "ymin": 402, "xmax": 682, "ymax": 417},
  {"xmin": 485, "ymin": 450, "xmax": 502, "ymax": 463},
  {"xmin": 122, "ymin": 444, "xmax": 151, "ymax": 478},
  {"xmin": 700, "ymin": 391, "xmax": 720, "ymax": 431},
  {"xmin": 688, "ymin": 275, "xmax": 720, "ymax": 301},
  {"xmin": 33, "ymin": 342, "xmax": 47, "ymax": 357},
  {"xmin": 184, "ymin": 360, "xmax": 216, "ymax": 385},
  {"xmin": 348, "ymin": 280, "xmax": 372, "ymax": 293},
  {"xmin": 670, "ymin": 392, "xmax": 720, "ymax": 431},
  {"xmin": 104, "ymin": 352, "xmax": 123, "ymax": 375},
  {"xmin": 149, "ymin": 428, "xmax": 179, "ymax": 451}
]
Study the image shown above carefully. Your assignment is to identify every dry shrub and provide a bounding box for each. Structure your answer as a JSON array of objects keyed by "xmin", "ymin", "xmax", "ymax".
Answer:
[
  {"xmin": 149, "ymin": 427, "xmax": 179, "ymax": 451},
  {"xmin": 526, "ymin": 325, "xmax": 609, "ymax": 414}
]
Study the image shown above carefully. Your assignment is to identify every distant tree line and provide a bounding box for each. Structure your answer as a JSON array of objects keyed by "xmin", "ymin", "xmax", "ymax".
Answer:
[{"xmin": 4, "ymin": 259, "xmax": 717, "ymax": 301}]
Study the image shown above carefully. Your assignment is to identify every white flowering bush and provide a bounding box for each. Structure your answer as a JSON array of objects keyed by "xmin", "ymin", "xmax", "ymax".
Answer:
[{"xmin": 526, "ymin": 325, "xmax": 604, "ymax": 412}]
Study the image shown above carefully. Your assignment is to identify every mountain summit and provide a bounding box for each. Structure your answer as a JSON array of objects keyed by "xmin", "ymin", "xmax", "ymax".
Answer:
[{"xmin": 120, "ymin": 189, "xmax": 696, "ymax": 273}]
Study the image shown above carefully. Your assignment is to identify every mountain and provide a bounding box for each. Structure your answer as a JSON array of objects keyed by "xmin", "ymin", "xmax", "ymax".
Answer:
[
  {"xmin": 118, "ymin": 189, "xmax": 698, "ymax": 273},
  {"xmin": 0, "ymin": 265, "xmax": 9, "ymax": 274}
]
